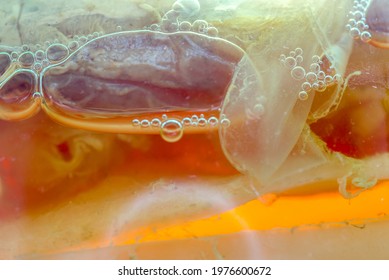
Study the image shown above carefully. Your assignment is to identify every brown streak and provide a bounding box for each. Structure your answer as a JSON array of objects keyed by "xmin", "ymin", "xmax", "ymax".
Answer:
[{"xmin": 17, "ymin": 0, "xmax": 25, "ymax": 45}]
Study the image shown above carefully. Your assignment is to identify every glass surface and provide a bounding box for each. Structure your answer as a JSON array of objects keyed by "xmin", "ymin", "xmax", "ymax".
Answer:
[{"xmin": 0, "ymin": 0, "xmax": 389, "ymax": 259}]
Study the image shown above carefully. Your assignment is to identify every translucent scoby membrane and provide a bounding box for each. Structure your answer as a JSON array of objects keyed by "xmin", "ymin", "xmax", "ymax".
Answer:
[
  {"xmin": 1, "ymin": 0, "xmax": 389, "ymax": 260},
  {"xmin": 220, "ymin": 0, "xmax": 349, "ymax": 190},
  {"xmin": 41, "ymin": 31, "xmax": 243, "ymax": 116}
]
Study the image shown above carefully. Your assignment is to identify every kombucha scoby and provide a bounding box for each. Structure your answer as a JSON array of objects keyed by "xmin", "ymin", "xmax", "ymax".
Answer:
[{"xmin": 0, "ymin": 0, "xmax": 388, "ymax": 259}]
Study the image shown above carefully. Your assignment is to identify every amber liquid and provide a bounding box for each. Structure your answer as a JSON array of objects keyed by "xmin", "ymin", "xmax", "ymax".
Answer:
[{"xmin": 0, "ymin": 111, "xmax": 237, "ymax": 220}]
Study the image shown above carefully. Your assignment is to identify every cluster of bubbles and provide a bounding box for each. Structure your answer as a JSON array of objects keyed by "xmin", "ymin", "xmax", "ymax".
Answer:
[
  {"xmin": 7, "ymin": 31, "xmax": 104, "ymax": 74},
  {"xmin": 131, "ymin": 114, "xmax": 229, "ymax": 129},
  {"xmin": 146, "ymin": 0, "xmax": 218, "ymax": 36},
  {"xmin": 67, "ymin": 31, "xmax": 104, "ymax": 51},
  {"xmin": 6, "ymin": 0, "xmax": 216, "ymax": 78},
  {"xmin": 131, "ymin": 113, "xmax": 230, "ymax": 142},
  {"xmin": 346, "ymin": 0, "xmax": 372, "ymax": 43},
  {"xmin": 280, "ymin": 48, "xmax": 343, "ymax": 101},
  {"xmin": 148, "ymin": 18, "xmax": 218, "ymax": 37}
]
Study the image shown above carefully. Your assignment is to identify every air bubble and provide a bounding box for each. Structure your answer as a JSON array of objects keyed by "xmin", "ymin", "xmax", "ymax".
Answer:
[
  {"xmin": 192, "ymin": 20, "xmax": 208, "ymax": 33},
  {"xmin": 18, "ymin": 51, "xmax": 35, "ymax": 67},
  {"xmin": 46, "ymin": 43, "xmax": 69, "ymax": 62},
  {"xmin": 162, "ymin": 114, "xmax": 168, "ymax": 120},
  {"xmin": 198, "ymin": 117, "xmax": 207, "ymax": 127},
  {"xmin": 206, "ymin": 26, "xmax": 219, "ymax": 37},
  {"xmin": 35, "ymin": 50, "xmax": 45, "ymax": 61},
  {"xmin": 11, "ymin": 52, "xmax": 18, "ymax": 60},
  {"xmin": 289, "ymin": 50, "xmax": 296, "ymax": 57},
  {"xmin": 141, "ymin": 119, "xmax": 150, "ymax": 128},
  {"xmin": 191, "ymin": 115, "xmax": 199, "ymax": 122},
  {"xmin": 295, "ymin": 55, "xmax": 303, "ymax": 64},
  {"xmin": 253, "ymin": 103, "xmax": 265, "ymax": 116},
  {"xmin": 324, "ymin": 75, "xmax": 333, "ymax": 84},
  {"xmin": 208, "ymin": 117, "xmax": 218, "ymax": 127},
  {"xmin": 353, "ymin": 11, "xmax": 363, "ymax": 20},
  {"xmin": 182, "ymin": 117, "xmax": 192, "ymax": 126},
  {"xmin": 312, "ymin": 55, "xmax": 320, "ymax": 63},
  {"xmin": 160, "ymin": 119, "xmax": 184, "ymax": 143},
  {"xmin": 298, "ymin": 91, "xmax": 309, "ymax": 100},
  {"xmin": 21, "ymin": 45, "xmax": 29, "ymax": 51},
  {"xmin": 333, "ymin": 74, "xmax": 343, "ymax": 84},
  {"xmin": 301, "ymin": 82, "xmax": 311, "ymax": 91},
  {"xmin": 356, "ymin": 20, "xmax": 365, "ymax": 29},
  {"xmin": 132, "ymin": 119, "xmax": 140, "ymax": 126},
  {"xmin": 348, "ymin": 19, "xmax": 357, "ymax": 26},
  {"xmin": 360, "ymin": 31, "xmax": 372, "ymax": 42},
  {"xmin": 295, "ymin": 47, "xmax": 303, "ymax": 55},
  {"xmin": 317, "ymin": 80, "xmax": 326, "ymax": 92},
  {"xmin": 150, "ymin": 24, "xmax": 159, "ymax": 31},
  {"xmin": 305, "ymin": 72, "xmax": 317, "ymax": 84},
  {"xmin": 151, "ymin": 118, "xmax": 161, "ymax": 127},
  {"xmin": 284, "ymin": 57, "xmax": 297, "ymax": 69},
  {"xmin": 79, "ymin": 36, "xmax": 88, "ymax": 45},
  {"xmin": 68, "ymin": 41, "xmax": 79, "ymax": 52},
  {"xmin": 291, "ymin": 66, "xmax": 306, "ymax": 80},
  {"xmin": 42, "ymin": 59, "xmax": 50, "ymax": 68},
  {"xmin": 317, "ymin": 71, "xmax": 325, "ymax": 80},
  {"xmin": 32, "ymin": 92, "xmax": 42, "ymax": 99},
  {"xmin": 92, "ymin": 32, "xmax": 100, "ymax": 38},
  {"xmin": 350, "ymin": 27, "xmax": 361, "ymax": 38},
  {"xmin": 179, "ymin": 21, "xmax": 192, "ymax": 31},
  {"xmin": 33, "ymin": 62, "xmax": 42, "ymax": 71},
  {"xmin": 309, "ymin": 63, "xmax": 320, "ymax": 73},
  {"xmin": 220, "ymin": 118, "xmax": 231, "ymax": 128}
]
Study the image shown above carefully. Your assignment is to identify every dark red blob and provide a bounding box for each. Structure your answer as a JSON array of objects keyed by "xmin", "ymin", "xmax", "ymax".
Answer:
[{"xmin": 310, "ymin": 87, "xmax": 389, "ymax": 159}]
